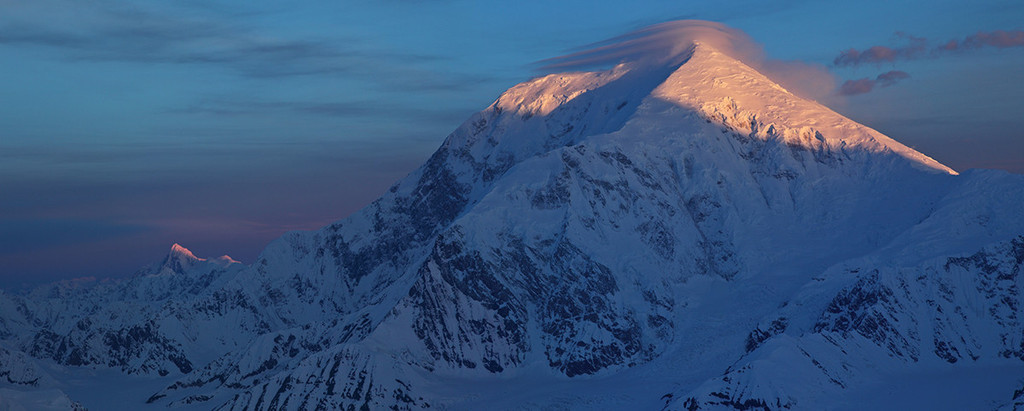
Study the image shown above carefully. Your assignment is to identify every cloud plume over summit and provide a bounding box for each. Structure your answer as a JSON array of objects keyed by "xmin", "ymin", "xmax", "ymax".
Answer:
[
  {"xmin": 537, "ymin": 20, "xmax": 837, "ymax": 101},
  {"xmin": 537, "ymin": 20, "xmax": 761, "ymax": 71}
]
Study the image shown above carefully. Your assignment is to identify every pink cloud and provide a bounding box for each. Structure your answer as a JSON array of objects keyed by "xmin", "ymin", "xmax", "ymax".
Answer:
[
  {"xmin": 875, "ymin": 70, "xmax": 910, "ymax": 87},
  {"xmin": 947, "ymin": 30, "xmax": 1024, "ymax": 50},
  {"xmin": 839, "ymin": 78, "xmax": 876, "ymax": 96},
  {"xmin": 835, "ymin": 30, "xmax": 1024, "ymax": 66},
  {"xmin": 838, "ymin": 70, "xmax": 910, "ymax": 96},
  {"xmin": 834, "ymin": 33, "xmax": 927, "ymax": 67}
]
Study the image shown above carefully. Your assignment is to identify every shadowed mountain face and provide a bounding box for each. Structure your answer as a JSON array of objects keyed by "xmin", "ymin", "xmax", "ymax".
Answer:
[{"xmin": 1, "ymin": 42, "xmax": 1023, "ymax": 410}]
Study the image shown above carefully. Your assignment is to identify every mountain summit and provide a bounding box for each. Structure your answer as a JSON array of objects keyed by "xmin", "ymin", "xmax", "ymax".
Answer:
[
  {"xmin": 2, "ymin": 26, "xmax": 1023, "ymax": 410},
  {"xmin": 160, "ymin": 243, "xmax": 202, "ymax": 273}
]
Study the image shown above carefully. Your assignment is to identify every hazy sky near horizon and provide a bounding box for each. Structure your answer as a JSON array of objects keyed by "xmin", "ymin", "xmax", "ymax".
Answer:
[{"xmin": 2, "ymin": 0, "xmax": 1023, "ymax": 287}]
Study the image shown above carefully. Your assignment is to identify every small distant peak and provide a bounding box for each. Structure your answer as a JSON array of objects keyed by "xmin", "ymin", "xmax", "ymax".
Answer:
[
  {"xmin": 212, "ymin": 255, "xmax": 241, "ymax": 266},
  {"xmin": 158, "ymin": 243, "xmax": 206, "ymax": 274},
  {"xmin": 169, "ymin": 243, "xmax": 201, "ymax": 261}
]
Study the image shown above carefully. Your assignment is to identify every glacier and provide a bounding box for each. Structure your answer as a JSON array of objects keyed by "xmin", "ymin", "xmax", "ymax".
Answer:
[{"xmin": 1, "ymin": 41, "xmax": 1023, "ymax": 410}]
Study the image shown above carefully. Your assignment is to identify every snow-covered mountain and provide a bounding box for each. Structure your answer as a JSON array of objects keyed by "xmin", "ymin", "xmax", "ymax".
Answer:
[{"xmin": 2, "ymin": 40, "xmax": 1023, "ymax": 410}]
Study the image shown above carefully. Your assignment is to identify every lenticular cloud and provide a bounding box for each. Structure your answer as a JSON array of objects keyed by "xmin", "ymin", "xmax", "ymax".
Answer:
[
  {"xmin": 538, "ymin": 20, "xmax": 763, "ymax": 71},
  {"xmin": 537, "ymin": 20, "xmax": 838, "ymax": 101}
]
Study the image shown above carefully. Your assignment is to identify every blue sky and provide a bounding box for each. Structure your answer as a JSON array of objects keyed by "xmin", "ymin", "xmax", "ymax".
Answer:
[{"xmin": 2, "ymin": 0, "xmax": 1022, "ymax": 287}]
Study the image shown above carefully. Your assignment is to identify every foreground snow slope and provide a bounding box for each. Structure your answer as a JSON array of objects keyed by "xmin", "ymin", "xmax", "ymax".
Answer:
[{"xmin": 1, "ymin": 42, "xmax": 1022, "ymax": 410}]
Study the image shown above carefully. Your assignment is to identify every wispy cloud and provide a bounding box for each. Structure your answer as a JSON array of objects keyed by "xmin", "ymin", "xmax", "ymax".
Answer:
[
  {"xmin": 938, "ymin": 30, "xmax": 1024, "ymax": 51},
  {"xmin": 834, "ymin": 30, "xmax": 1024, "ymax": 67},
  {"xmin": 838, "ymin": 70, "xmax": 910, "ymax": 96},
  {"xmin": 874, "ymin": 70, "xmax": 910, "ymax": 86},
  {"xmin": 833, "ymin": 29, "xmax": 1023, "ymax": 96},
  {"xmin": 170, "ymin": 99, "xmax": 384, "ymax": 118},
  {"xmin": 0, "ymin": 0, "xmax": 446, "ymax": 80},
  {"xmin": 838, "ymin": 78, "xmax": 876, "ymax": 96},
  {"xmin": 0, "ymin": 218, "xmax": 151, "ymax": 255},
  {"xmin": 168, "ymin": 97, "xmax": 474, "ymax": 126},
  {"xmin": 834, "ymin": 32, "xmax": 927, "ymax": 67}
]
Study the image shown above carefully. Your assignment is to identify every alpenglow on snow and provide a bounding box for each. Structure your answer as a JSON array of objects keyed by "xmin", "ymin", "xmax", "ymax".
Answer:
[{"xmin": 1, "ymin": 20, "xmax": 1023, "ymax": 411}]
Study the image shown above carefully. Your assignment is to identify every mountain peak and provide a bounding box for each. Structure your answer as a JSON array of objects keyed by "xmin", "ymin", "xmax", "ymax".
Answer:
[
  {"xmin": 159, "ymin": 243, "xmax": 204, "ymax": 274},
  {"xmin": 524, "ymin": 21, "xmax": 956, "ymax": 176},
  {"xmin": 212, "ymin": 255, "xmax": 241, "ymax": 266},
  {"xmin": 168, "ymin": 243, "xmax": 200, "ymax": 261}
]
